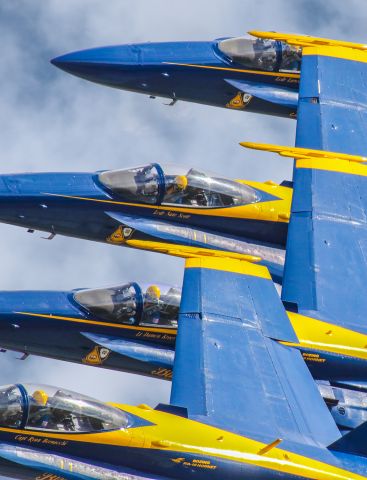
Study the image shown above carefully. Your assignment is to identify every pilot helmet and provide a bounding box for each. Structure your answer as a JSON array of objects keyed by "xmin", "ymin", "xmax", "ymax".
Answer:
[
  {"xmin": 175, "ymin": 175, "xmax": 188, "ymax": 190},
  {"xmin": 33, "ymin": 390, "xmax": 48, "ymax": 406},
  {"xmin": 146, "ymin": 285, "xmax": 161, "ymax": 300}
]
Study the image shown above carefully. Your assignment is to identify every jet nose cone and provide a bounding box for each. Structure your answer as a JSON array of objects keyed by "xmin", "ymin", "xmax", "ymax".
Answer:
[
  {"xmin": 51, "ymin": 52, "xmax": 76, "ymax": 70},
  {"xmin": 51, "ymin": 45, "xmax": 140, "ymax": 85}
]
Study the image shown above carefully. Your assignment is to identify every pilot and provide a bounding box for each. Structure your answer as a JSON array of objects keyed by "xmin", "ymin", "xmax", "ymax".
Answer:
[
  {"xmin": 28, "ymin": 389, "xmax": 76, "ymax": 431},
  {"xmin": 33, "ymin": 389, "xmax": 48, "ymax": 406},
  {"xmin": 143, "ymin": 285, "xmax": 179, "ymax": 326},
  {"xmin": 28, "ymin": 389, "xmax": 50, "ymax": 429},
  {"xmin": 143, "ymin": 285, "xmax": 161, "ymax": 324},
  {"xmin": 164, "ymin": 175, "xmax": 188, "ymax": 203}
]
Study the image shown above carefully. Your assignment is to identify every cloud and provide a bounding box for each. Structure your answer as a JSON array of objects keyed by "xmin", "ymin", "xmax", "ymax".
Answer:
[{"xmin": 0, "ymin": 1, "xmax": 364, "ymax": 475}]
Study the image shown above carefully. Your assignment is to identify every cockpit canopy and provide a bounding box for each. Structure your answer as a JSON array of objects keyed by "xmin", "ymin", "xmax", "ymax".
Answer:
[
  {"xmin": 0, "ymin": 384, "xmax": 129, "ymax": 433},
  {"xmin": 74, "ymin": 282, "xmax": 180, "ymax": 327},
  {"xmin": 99, "ymin": 163, "xmax": 260, "ymax": 208},
  {"xmin": 218, "ymin": 36, "xmax": 301, "ymax": 72}
]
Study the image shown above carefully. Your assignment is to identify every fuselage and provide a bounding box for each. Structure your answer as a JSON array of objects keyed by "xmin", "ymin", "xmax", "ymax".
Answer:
[
  {"xmin": 0, "ymin": 171, "xmax": 289, "ymax": 243},
  {"xmin": 1, "ymin": 287, "xmax": 367, "ymax": 386},
  {"xmin": 51, "ymin": 38, "xmax": 300, "ymax": 118},
  {"xmin": 0, "ymin": 169, "xmax": 289, "ymax": 282}
]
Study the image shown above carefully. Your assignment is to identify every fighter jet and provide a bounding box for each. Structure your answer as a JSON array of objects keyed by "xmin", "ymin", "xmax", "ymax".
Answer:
[
  {"xmin": 51, "ymin": 34, "xmax": 301, "ymax": 118},
  {"xmin": 0, "ymin": 165, "xmax": 290, "ymax": 282},
  {"xmin": 0, "ymin": 376, "xmax": 359, "ymax": 480},
  {"xmin": 0, "ymin": 281, "xmax": 177, "ymax": 379}
]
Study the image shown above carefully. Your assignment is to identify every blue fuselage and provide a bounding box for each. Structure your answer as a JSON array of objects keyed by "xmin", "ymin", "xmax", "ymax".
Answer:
[
  {"xmin": 0, "ymin": 171, "xmax": 287, "ymax": 285},
  {"xmin": 0, "ymin": 290, "xmax": 175, "ymax": 379},
  {"xmin": 1, "ymin": 288, "xmax": 367, "ymax": 386},
  {"xmin": 0, "ymin": 172, "xmax": 286, "ymax": 245},
  {"xmin": 52, "ymin": 40, "xmax": 300, "ymax": 118}
]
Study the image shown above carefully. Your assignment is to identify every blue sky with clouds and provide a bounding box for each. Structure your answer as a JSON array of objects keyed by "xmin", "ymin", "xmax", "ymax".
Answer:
[{"xmin": 0, "ymin": 0, "xmax": 366, "ymax": 476}]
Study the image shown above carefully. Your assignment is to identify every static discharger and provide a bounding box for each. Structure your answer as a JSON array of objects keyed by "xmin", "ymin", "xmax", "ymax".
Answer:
[
  {"xmin": 240, "ymin": 142, "xmax": 367, "ymax": 164},
  {"xmin": 248, "ymin": 31, "xmax": 367, "ymax": 50},
  {"xmin": 125, "ymin": 239, "xmax": 262, "ymax": 263}
]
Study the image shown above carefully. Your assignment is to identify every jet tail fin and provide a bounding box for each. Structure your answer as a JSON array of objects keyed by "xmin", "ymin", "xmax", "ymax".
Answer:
[{"xmin": 329, "ymin": 421, "xmax": 367, "ymax": 457}]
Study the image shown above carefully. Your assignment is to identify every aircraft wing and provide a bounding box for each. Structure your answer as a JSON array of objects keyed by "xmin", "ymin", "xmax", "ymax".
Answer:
[
  {"xmin": 244, "ymin": 32, "xmax": 367, "ymax": 334},
  {"xmin": 170, "ymin": 254, "xmax": 340, "ymax": 446}
]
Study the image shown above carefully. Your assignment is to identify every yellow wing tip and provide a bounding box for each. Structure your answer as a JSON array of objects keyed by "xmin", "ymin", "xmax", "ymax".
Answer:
[
  {"xmin": 240, "ymin": 141, "xmax": 280, "ymax": 152},
  {"xmin": 248, "ymin": 30, "xmax": 278, "ymax": 39},
  {"xmin": 240, "ymin": 142, "xmax": 367, "ymax": 163}
]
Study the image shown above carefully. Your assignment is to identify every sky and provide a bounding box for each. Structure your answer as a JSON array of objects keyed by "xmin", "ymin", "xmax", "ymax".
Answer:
[{"xmin": 0, "ymin": 0, "xmax": 366, "ymax": 475}]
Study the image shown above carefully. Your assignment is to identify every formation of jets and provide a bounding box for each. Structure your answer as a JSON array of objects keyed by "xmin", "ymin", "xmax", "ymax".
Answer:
[{"xmin": 0, "ymin": 29, "xmax": 366, "ymax": 479}]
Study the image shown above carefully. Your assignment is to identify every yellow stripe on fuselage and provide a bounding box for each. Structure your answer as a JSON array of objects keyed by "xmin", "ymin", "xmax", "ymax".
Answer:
[
  {"xmin": 14, "ymin": 311, "xmax": 174, "ymax": 335},
  {"xmin": 3, "ymin": 407, "xmax": 365, "ymax": 480},
  {"xmin": 162, "ymin": 61, "xmax": 300, "ymax": 79}
]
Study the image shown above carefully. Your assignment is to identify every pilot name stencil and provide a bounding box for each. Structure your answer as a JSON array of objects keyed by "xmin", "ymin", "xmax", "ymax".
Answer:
[{"xmin": 153, "ymin": 209, "xmax": 191, "ymax": 219}]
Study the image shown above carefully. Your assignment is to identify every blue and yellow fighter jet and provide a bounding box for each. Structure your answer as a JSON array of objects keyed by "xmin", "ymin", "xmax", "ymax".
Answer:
[
  {"xmin": 1, "ymin": 32, "xmax": 367, "ymax": 480},
  {"xmin": 2, "ymin": 258, "xmax": 367, "ymax": 390},
  {"xmin": 51, "ymin": 34, "xmax": 301, "ymax": 118},
  {"xmin": 0, "ymin": 165, "xmax": 290, "ymax": 282}
]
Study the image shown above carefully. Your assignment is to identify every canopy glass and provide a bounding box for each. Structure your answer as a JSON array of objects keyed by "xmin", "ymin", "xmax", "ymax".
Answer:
[
  {"xmin": 99, "ymin": 163, "xmax": 259, "ymax": 208},
  {"xmin": 0, "ymin": 384, "xmax": 129, "ymax": 433},
  {"xmin": 74, "ymin": 282, "xmax": 180, "ymax": 328},
  {"xmin": 218, "ymin": 36, "xmax": 301, "ymax": 72}
]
